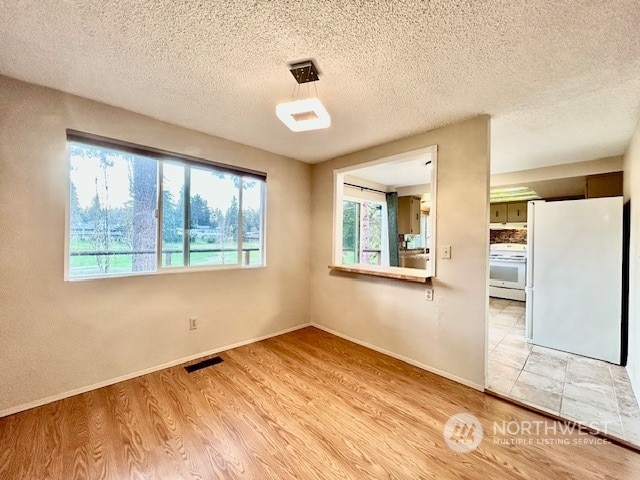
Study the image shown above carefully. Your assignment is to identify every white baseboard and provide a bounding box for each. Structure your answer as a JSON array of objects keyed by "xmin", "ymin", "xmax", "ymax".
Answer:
[
  {"xmin": 311, "ymin": 323, "xmax": 484, "ymax": 392},
  {"xmin": 0, "ymin": 323, "xmax": 311, "ymax": 418}
]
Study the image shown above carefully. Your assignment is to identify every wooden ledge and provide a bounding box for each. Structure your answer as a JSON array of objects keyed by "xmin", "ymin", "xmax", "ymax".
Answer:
[{"xmin": 328, "ymin": 264, "xmax": 431, "ymax": 283}]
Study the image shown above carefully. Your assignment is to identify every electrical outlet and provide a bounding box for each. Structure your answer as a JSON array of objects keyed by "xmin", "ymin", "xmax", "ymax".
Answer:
[
  {"xmin": 425, "ymin": 288, "xmax": 434, "ymax": 301},
  {"xmin": 189, "ymin": 317, "xmax": 198, "ymax": 330},
  {"xmin": 442, "ymin": 245, "xmax": 451, "ymax": 259}
]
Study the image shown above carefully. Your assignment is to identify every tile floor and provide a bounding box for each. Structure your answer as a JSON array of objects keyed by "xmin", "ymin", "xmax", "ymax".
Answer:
[{"xmin": 487, "ymin": 297, "xmax": 640, "ymax": 445}]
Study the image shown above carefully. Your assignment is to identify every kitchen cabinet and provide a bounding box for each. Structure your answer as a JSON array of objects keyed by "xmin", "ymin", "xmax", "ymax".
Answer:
[
  {"xmin": 490, "ymin": 201, "xmax": 527, "ymax": 223},
  {"xmin": 586, "ymin": 172, "xmax": 623, "ymax": 198},
  {"xmin": 507, "ymin": 202, "xmax": 527, "ymax": 222},
  {"xmin": 490, "ymin": 203, "xmax": 508, "ymax": 223},
  {"xmin": 398, "ymin": 196, "xmax": 421, "ymax": 234}
]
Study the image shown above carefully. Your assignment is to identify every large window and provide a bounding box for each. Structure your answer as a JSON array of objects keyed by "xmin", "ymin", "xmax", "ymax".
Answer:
[{"xmin": 67, "ymin": 133, "xmax": 265, "ymax": 280}]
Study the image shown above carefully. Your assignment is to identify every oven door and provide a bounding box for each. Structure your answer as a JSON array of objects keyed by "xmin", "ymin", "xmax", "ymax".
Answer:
[{"xmin": 489, "ymin": 260, "xmax": 526, "ymax": 289}]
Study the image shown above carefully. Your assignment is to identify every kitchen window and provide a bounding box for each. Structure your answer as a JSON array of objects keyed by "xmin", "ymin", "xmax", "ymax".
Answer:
[{"xmin": 66, "ymin": 131, "xmax": 266, "ymax": 280}]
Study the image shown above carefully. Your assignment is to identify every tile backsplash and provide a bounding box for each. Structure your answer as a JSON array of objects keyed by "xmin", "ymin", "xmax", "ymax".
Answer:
[{"xmin": 490, "ymin": 229, "xmax": 527, "ymax": 244}]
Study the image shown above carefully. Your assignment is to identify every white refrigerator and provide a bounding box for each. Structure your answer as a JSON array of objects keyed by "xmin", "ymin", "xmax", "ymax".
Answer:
[{"xmin": 525, "ymin": 197, "xmax": 623, "ymax": 364}]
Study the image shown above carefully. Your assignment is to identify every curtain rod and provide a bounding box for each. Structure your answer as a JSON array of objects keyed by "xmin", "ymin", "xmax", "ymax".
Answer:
[{"xmin": 344, "ymin": 182, "xmax": 388, "ymax": 195}]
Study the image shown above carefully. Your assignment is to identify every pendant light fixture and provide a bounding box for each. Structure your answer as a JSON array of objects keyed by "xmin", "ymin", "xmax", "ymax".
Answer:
[{"xmin": 276, "ymin": 60, "xmax": 331, "ymax": 132}]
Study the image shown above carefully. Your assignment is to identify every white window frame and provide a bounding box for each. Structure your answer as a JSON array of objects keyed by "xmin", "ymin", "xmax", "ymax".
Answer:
[
  {"xmin": 332, "ymin": 145, "xmax": 438, "ymax": 277},
  {"xmin": 64, "ymin": 132, "xmax": 267, "ymax": 281}
]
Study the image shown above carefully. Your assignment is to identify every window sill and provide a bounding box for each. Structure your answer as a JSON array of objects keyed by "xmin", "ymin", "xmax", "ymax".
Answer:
[
  {"xmin": 328, "ymin": 264, "xmax": 432, "ymax": 283},
  {"xmin": 66, "ymin": 264, "xmax": 265, "ymax": 282}
]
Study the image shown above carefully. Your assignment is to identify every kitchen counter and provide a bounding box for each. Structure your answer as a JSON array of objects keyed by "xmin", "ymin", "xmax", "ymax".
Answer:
[{"xmin": 328, "ymin": 264, "xmax": 431, "ymax": 283}]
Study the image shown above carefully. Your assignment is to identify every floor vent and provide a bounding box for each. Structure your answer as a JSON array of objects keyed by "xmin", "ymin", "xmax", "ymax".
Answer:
[{"xmin": 185, "ymin": 356, "xmax": 223, "ymax": 373}]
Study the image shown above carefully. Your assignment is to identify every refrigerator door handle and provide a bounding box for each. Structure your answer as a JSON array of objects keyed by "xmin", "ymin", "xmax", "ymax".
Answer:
[{"xmin": 526, "ymin": 201, "xmax": 536, "ymax": 290}]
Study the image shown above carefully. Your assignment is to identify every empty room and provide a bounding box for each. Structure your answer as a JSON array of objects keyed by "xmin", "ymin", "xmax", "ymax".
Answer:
[{"xmin": 2, "ymin": 1, "xmax": 640, "ymax": 478}]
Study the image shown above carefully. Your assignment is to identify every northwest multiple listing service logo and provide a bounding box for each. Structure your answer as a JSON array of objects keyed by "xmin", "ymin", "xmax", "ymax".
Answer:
[
  {"xmin": 443, "ymin": 412, "xmax": 611, "ymax": 453},
  {"xmin": 443, "ymin": 413, "xmax": 484, "ymax": 453}
]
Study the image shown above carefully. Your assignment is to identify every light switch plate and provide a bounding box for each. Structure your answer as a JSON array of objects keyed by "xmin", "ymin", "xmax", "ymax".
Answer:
[{"xmin": 442, "ymin": 245, "xmax": 451, "ymax": 259}]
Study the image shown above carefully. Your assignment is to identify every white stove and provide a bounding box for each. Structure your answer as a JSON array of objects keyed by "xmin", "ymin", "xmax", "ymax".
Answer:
[
  {"xmin": 489, "ymin": 243, "xmax": 527, "ymax": 301},
  {"xmin": 489, "ymin": 243, "xmax": 527, "ymax": 262}
]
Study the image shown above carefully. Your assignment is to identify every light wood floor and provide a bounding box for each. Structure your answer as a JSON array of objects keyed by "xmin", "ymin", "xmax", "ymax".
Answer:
[{"xmin": 1, "ymin": 327, "xmax": 639, "ymax": 479}]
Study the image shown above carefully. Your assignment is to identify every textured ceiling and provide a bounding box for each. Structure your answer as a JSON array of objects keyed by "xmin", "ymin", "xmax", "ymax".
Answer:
[{"xmin": 1, "ymin": 1, "xmax": 639, "ymax": 172}]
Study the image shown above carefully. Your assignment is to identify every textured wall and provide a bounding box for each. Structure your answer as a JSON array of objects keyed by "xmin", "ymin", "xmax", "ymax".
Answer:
[
  {"xmin": 623, "ymin": 120, "xmax": 640, "ymax": 401},
  {"xmin": 310, "ymin": 116, "xmax": 490, "ymax": 389},
  {"xmin": 0, "ymin": 76, "xmax": 312, "ymax": 414}
]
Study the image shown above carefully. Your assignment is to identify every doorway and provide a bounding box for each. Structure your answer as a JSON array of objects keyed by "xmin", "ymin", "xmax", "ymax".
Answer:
[{"xmin": 486, "ymin": 196, "xmax": 640, "ymax": 446}]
